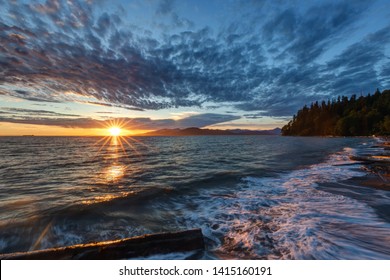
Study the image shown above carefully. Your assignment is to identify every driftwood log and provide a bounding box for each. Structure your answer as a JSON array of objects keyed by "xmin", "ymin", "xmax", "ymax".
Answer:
[{"xmin": 0, "ymin": 229, "xmax": 204, "ymax": 260}]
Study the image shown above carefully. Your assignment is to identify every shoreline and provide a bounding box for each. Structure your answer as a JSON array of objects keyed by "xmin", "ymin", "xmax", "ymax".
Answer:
[{"xmin": 349, "ymin": 139, "xmax": 390, "ymax": 191}]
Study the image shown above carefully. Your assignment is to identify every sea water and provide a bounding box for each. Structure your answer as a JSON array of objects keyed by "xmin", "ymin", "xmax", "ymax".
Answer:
[{"xmin": 0, "ymin": 136, "xmax": 389, "ymax": 259}]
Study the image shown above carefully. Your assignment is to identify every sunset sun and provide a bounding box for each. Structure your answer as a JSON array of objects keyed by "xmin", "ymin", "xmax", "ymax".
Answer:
[{"xmin": 108, "ymin": 127, "xmax": 121, "ymax": 136}]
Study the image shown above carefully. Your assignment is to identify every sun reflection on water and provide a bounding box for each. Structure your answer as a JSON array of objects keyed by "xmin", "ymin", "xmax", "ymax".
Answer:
[
  {"xmin": 110, "ymin": 136, "xmax": 118, "ymax": 146},
  {"xmin": 106, "ymin": 165, "xmax": 125, "ymax": 182},
  {"xmin": 86, "ymin": 120, "xmax": 156, "ymax": 205},
  {"xmin": 81, "ymin": 191, "xmax": 134, "ymax": 205}
]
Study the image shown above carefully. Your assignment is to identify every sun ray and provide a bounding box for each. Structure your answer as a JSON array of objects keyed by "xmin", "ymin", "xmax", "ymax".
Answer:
[
  {"xmin": 96, "ymin": 136, "xmax": 112, "ymax": 154},
  {"xmin": 126, "ymin": 135, "xmax": 155, "ymax": 151},
  {"xmin": 92, "ymin": 118, "xmax": 153, "ymax": 164},
  {"xmin": 120, "ymin": 136, "xmax": 142, "ymax": 156},
  {"xmin": 117, "ymin": 136, "xmax": 129, "ymax": 156},
  {"xmin": 94, "ymin": 135, "xmax": 110, "ymax": 146}
]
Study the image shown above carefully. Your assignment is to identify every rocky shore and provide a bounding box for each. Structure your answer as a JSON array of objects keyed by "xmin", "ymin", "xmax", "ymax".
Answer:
[{"xmin": 350, "ymin": 138, "xmax": 390, "ymax": 191}]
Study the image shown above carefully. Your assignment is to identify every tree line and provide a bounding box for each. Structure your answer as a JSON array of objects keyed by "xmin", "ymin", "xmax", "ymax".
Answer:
[{"xmin": 282, "ymin": 89, "xmax": 390, "ymax": 136}]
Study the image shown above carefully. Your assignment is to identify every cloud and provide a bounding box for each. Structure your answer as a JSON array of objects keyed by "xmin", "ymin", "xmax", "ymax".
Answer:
[
  {"xmin": 262, "ymin": 1, "xmax": 370, "ymax": 64},
  {"xmin": 0, "ymin": 0, "xmax": 388, "ymax": 119},
  {"xmin": 85, "ymin": 101, "xmax": 145, "ymax": 111},
  {"xmin": 175, "ymin": 113, "xmax": 240, "ymax": 127},
  {"xmin": 156, "ymin": 0, "xmax": 175, "ymax": 16},
  {"xmin": 0, "ymin": 107, "xmax": 80, "ymax": 117},
  {"xmin": 380, "ymin": 63, "xmax": 390, "ymax": 86},
  {"xmin": 324, "ymin": 25, "xmax": 390, "ymax": 94},
  {"xmin": 33, "ymin": 0, "xmax": 61, "ymax": 15},
  {"xmin": 0, "ymin": 117, "xmax": 99, "ymax": 129},
  {"xmin": 0, "ymin": 113, "xmax": 240, "ymax": 130},
  {"xmin": 155, "ymin": 0, "xmax": 193, "ymax": 29},
  {"xmin": 243, "ymin": 113, "xmax": 264, "ymax": 119}
]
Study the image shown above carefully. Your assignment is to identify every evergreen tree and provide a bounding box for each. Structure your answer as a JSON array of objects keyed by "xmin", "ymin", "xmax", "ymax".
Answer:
[{"xmin": 282, "ymin": 89, "xmax": 390, "ymax": 136}]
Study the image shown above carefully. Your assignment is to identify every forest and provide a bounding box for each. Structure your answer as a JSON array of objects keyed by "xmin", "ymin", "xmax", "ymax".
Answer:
[{"xmin": 282, "ymin": 89, "xmax": 390, "ymax": 136}]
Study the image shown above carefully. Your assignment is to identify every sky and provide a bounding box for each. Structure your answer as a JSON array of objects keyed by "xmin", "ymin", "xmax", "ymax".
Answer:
[{"xmin": 0, "ymin": 0, "xmax": 389, "ymax": 135}]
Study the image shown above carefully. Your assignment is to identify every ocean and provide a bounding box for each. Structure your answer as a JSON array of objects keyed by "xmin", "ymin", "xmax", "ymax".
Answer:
[{"xmin": 0, "ymin": 136, "xmax": 389, "ymax": 259}]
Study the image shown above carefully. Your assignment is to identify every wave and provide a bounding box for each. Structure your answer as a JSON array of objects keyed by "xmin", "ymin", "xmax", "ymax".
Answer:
[
  {"xmin": 1, "ymin": 137, "xmax": 389, "ymax": 259},
  {"xmin": 171, "ymin": 146, "xmax": 390, "ymax": 259}
]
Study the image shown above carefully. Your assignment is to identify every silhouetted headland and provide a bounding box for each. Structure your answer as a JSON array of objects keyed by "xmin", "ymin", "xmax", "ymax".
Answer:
[{"xmin": 282, "ymin": 89, "xmax": 390, "ymax": 136}]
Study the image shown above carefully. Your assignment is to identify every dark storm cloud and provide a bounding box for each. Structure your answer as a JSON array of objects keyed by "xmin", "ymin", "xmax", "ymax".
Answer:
[
  {"xmin": 0, "ymin": 113, "xmax": 240, "ymax": 130},
  {"xmin": 0, "ymin": 0, "xmax": 389, "ymax": 118}
]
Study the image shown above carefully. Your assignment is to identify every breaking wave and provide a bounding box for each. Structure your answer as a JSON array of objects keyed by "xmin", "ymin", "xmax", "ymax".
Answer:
[{"xmin": 172, "ymin": 147, "xmax": 390, "ymax": 259}]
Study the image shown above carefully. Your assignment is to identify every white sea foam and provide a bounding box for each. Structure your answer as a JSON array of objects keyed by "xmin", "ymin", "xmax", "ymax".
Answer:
[{"xmin": 173, "ymin": 147, "xmax": 390, "ymax": 259}]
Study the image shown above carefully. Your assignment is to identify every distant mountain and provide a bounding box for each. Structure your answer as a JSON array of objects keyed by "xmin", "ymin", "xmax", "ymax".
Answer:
[{"xmin": 140, "ymin": 127, "xmax": 281, "ymax": 136}]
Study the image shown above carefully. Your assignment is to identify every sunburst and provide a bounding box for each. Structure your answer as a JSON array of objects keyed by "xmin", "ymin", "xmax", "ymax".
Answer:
[
  {"xmin": 108, "ymin": 127, "xmax": 121, "ymax": 137},
  {"xmin": 93, "ymin": 118, "xmax": 151, "ymax": 157}
]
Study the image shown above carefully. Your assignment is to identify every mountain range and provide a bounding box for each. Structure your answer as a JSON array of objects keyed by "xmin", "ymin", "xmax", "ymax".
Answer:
[{"xmin": 140, "ymin": 127, "xmax": 281, "ymax": 136}]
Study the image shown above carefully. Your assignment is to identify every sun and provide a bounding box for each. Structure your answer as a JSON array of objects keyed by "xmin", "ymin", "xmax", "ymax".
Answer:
[{"xmin": 108, "ymin": 127, "xmax": 121, "ymax": 136}]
